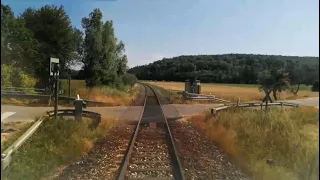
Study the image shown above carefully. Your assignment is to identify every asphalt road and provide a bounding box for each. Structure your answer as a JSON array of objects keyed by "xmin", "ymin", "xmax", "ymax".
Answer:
[
  {"xmin": 0, "ymin": 104, "xmax": 224, "ymax": 123},
  {"xmin": 0, "ymin": 106, "xmax": 127, "ymax": 123},
  {"xmin": 1, "ymin": 97, "xmax": 318, "ymax": 123},
  {"xmin": 281, "ymin": 97, "xmax": 319, "ymax": 107}
]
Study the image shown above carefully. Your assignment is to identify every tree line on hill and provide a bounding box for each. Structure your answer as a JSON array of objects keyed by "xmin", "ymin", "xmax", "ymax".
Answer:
[
  {"xmin": 1, "ymin": 4, "xmax": 137, "ymax": 90},
  {"xmin": 129, "ymin": 54, "xmax": 319, "ymax": 88}
]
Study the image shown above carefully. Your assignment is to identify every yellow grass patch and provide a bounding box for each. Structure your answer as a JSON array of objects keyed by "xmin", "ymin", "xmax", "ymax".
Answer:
[
  {"xmin": 188, "ymin": 107, "xmax": 319, "ymax": 180},
  {"xmin": 144, "ymin": 81, "xmax": 318, "ymax": 102}
]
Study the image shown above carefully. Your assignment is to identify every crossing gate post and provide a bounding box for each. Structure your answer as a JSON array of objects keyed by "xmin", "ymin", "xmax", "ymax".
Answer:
[{"xmin": 73, "ymin": 95, "xmax": 87, "ymax": 121}]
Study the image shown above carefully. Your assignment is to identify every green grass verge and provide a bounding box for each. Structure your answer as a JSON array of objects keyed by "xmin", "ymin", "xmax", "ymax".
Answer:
[
  {"xmin": 1, "ymin": 117, "xmax": 114, "ymax": 180},
  {"xmin": 189, "ymin": 107, "xmax": 319, "ymax": 180},
  {"xmin": 1, "ymin": 121, "xmax": 34, "ymax": 152}
]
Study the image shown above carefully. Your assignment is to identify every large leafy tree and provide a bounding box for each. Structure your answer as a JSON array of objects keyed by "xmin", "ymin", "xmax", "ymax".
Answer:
[
  {"xmin": 1, "ymin": 4, "xmax": 39, "ymax": 74},
  {"xmin": 21, "ymin": 5, "xmax": 81, "ymax": 87},
  {"xmin": 81, "ymin": 8, "xmax": 104, "ymax": 87},
  {"xmin": 258, "ymin": 69, "xmax": 291, "ymax": 102},
  {"xmin": 81, "ymin": 8, "xmax": 128, "ymax": 87}
]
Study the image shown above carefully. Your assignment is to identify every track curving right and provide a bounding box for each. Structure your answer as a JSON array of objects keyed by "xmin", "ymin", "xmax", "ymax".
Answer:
[{"xmin": 115, "ymin": 83, "xmax": 185, "ymax": 180}]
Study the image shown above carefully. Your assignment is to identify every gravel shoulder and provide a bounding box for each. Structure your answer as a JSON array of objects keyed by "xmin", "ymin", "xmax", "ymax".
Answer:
[{"xmin": 172, "ymin": 120, "xmax": 250, "ymax": 180}]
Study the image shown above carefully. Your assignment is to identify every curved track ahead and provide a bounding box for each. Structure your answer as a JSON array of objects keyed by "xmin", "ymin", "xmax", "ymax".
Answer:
[{"xmin": 116, "ymin": 83, "xmax": 185, "ymax": 180}]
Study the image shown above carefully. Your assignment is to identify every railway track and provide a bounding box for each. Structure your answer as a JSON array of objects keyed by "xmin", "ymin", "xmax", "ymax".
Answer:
[{"xmin": 115, "ymin": 83, "xmax": 185, "ymax": 180}]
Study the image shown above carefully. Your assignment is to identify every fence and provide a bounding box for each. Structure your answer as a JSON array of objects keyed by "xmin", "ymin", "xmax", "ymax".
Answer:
[
  {"xmin": 1, "ymin": 92, "xmax": 106, "ymax": 107},
  {"xmin": 210, "ymin": 101, "xmax": 299, "ymax": 116},
  {"xmin": 1, "ymin": 87, "xmax": 47, "ymax": 95},
  {"xmin": 182, "ymin": 91, "xmax": 231, "ymax": 103}
]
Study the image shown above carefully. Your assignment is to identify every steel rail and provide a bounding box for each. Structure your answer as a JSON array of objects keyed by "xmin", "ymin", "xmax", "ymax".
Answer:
[
  {"xmin": 145, "ymin": 83, "xmax": 186, "ymax": 180},
  {"xmin": 115, "ymin": 83, "xmax": 185, "ymax": 180},
  {"xmin": 116, "ymin": 84, "xmax": 148, "ymax": 180}
]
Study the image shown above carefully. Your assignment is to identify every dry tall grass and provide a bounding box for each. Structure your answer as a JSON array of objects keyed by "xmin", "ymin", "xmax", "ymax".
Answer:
[
  {"xmin": 189, "ymin": 107, "xmax": 319, "ymax": 180},
  {"xmin": 60, "ymin": 80, "xmax": 140, "ymax": 106},
  {"xmin": 1, "ymin": 80, "xmax": 140, "ymax": 107},
  {"xmin": 1, "ymin": 117, "xmax": 117, "ymax": 180},
  {"xmin": 144, "ymin": 81, "xmax": 318, "ymax": 102}
]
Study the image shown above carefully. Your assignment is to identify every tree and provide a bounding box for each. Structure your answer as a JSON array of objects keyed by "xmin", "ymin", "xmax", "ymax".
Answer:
[
  {"xmin": 21, "ymin": 5, "xmax": 81, "ymax": 88},
  {"xmin": 129, "ymin": 54, "xmax": 319, "ymax": 87},
  {"xmin": 311, "ymin": 81, "xmax": 319, "ymax": 92},
  {"xmin": 285, "ymin": 60, "xmax": 303, "ymax": 95},
  {"xmin": 116, "ymin": 41, "xmax": 128, "ymax": 76},
  {"xmin": 81, "ymin": 8, "xmax": 128, "ymax": 88},
  {"xmin": 81, "ymin": 8, "xmax": 104, "ymax": 87},
  {"xmin": 1, "ymin": 4, "xmax": 39, "ymax": 74},
  {"xmin": 258, "ymin": 69, "xmax": 291, "ymax": 102}
]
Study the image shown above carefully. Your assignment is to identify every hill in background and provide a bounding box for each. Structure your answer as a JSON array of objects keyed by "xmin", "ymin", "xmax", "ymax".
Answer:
[{"xmin": 129, "ymin": 54, "xmax": 319, "ymax": 85}]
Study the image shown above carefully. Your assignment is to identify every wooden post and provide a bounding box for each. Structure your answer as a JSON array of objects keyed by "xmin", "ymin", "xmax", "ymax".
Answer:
[
  {"xmin": 211, "ymin": 109, "xmax": 217, "ymax": 118},
  {"xmin": 68, "ymin": 76, "xmax": 71, "ymax": 97},
  {"xmin": 237, "ymin": 97, "xmax": 240, "ymax": 107},
  {"xmin": 265, "ymin": 100, "xmax": 268, "ymax": 111},
  {"xmin": 260, "ymin": 103, "xmax": 263, "ymax": 110}
]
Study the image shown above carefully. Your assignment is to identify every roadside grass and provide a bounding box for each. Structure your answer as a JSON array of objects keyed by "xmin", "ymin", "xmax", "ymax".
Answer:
[
  {"xmin": 188, "ymin": 107, "xmax": 319, "ymax": 180},
  {"xmin": 1, "ymin": 116, "xmax": 116, "ymax": 180},
  {"xmin": 1, "ymin": 121, "xmax": 34, "ymax": 151},
  {"xmin": 143, "ymin": 81, "xmax": 318, "ymax": 102}
]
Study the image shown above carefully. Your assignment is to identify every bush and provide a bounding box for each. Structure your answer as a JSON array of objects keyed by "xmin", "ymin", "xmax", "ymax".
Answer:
[
  {"xmin": 311, "ymin": 81, "xmax": 319, "ymax": 92},
  {"xmin": 122, "ymin": 73, "xmax": 138, "ymax": 87},
  {"xmin": 1, "ymin": 64, "xmax": 38, "ymax": 89}
]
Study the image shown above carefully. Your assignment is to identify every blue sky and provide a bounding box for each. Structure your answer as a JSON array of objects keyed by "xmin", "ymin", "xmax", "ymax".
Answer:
[{"xmin": 3, "ymin": 0, "xmax": 319, "ymax": 68}]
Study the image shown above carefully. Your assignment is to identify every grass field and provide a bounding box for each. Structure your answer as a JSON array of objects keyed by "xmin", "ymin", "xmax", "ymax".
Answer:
[
  {"xmin": 189, "ymin": 107, "xmax": 319, "ymax": 180},
  {"xmin": 143, "ymin": 81, "xmax": 318, "ymax": 102},
  {"xmin": 60, "ymin": 79, "xmax": 140, "ymax": 106},
  {"xmin": 1, "ymin": 117, "xmax": 116, "ymax": 180},
  {"xmin": 1, "ymin": 80, "xmax": 140, "ymax": 107}
]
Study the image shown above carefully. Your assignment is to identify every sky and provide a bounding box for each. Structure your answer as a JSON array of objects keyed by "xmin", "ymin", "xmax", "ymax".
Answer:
[{"xmin": 3, "ymin": 0, "xmax": 319, "ymax": 68}]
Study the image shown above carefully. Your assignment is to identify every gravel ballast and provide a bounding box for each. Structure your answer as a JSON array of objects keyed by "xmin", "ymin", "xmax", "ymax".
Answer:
[
  {"xmin": 55, "ymin": 124, "xmax": 135, "ymax": 180},
  {"xmin": 171, "ymin": 120, "xmax": 251, "ymax": 180}
]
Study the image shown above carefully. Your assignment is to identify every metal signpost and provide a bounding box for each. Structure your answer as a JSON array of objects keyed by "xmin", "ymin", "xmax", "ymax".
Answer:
[{"xmin": 50, "ymin": 58, "xmax": 60, "ymax": 119}]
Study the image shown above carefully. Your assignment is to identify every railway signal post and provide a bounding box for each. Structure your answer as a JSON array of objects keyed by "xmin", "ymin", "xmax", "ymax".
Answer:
[{"xmin": 50, "ymin": 58, "xmax": 60, "ymax": 119}]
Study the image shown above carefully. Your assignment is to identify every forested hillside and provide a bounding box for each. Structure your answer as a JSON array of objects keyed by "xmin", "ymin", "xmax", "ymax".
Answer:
[{"xmin": 129, "ymin": 54, "xmax": 319, "ymax": 85}]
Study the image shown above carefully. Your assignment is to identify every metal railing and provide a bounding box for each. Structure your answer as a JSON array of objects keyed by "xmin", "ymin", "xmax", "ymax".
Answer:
[
  {"xmin": 210, "ymin": 101, "xmax": 299, "ymax": 116},
  {"xmin": 228, "ymin": 102, "xmax": 299, "ymax": 108},
  {"xmin": 46, "ymin": 109, "xmax": 101, "ymax": 122},
  {"xmin": 1, "ymin": 117, "xmax": 45, "ymax": 171},
  {"xmin": 182, "ymin": 91, "xmax": 231, "ymax": 103},
  {"xmin": 1, "ymin": 110, "xmax": 102, "ymax": 171},
  {"xmin": 1, "ymin": 87, "xmax": 47, "ymax": 95},
  {"xmin": 1, "ymin": 92, "xmax": 106, "ymax": 106}
]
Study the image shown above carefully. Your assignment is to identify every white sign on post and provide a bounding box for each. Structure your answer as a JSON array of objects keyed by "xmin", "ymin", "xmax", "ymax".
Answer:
[{"xmin": 50, "ymin": 58, "xmax": 59, "ymax": 76}]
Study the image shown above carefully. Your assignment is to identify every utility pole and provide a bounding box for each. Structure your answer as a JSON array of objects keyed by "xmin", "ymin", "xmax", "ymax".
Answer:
[
  {"xmin": 54, "ymin": 64, "xmax": 59, "ymax": 119},
  {"xmin": 50, "ymin": 58, "xmax": 60, "ymax": 119},
  {"xmin": 68, "ymin": 75, "xmax": 71, "ymax": 97}
]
